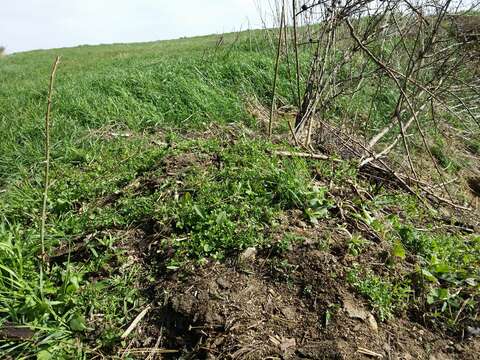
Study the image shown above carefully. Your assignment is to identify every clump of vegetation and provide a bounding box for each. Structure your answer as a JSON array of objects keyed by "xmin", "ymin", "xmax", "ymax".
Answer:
[
  {"xmin": 397, "ymin": 225, "xmax": 480, "ymax": 328},
  {"xmin": 466, "ymin": 138, "xmax": 480, "ymax": 155},
  {"xmin": 155, "ymin": 140, "xmax": 322, "ymax": 263},
  {"xmin": 0, "ymin": 222, "xmax": 143, "ymax": 357},
  {"xmin": 0, "ymin": 131, "xmax": 330, "ymax": 356},
  {"xmin": 0, "ymin": 135, "xmax": 167, "ymax": 357},
  {"xmin": 347, "ymin": 267, "xmax": 412, "ymax": 321},
  {"xmin": 347, "ymin": 234, "xmax": 369, "ymax": 256},
  {"xmin": 430, "ymin": 142, "xmax": 461, "ymax": 173}
]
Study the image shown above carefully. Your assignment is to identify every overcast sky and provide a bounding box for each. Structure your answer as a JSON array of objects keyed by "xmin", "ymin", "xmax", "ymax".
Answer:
[{"xmin": 1, "ymin": 0, "xmax": 269, "ymax": 53}]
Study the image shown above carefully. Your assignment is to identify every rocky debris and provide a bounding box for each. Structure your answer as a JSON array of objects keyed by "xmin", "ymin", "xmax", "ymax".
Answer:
[
  {"xmin": 467, "ymin": 326, "xmax": 480, "ymax": 337},
  {"xmin": 239, "ymin": 247, "xmax": 257, "ymax": 262},
  {"xmin": 343, "ymin": 294, "xmax": 378, "ymax": 332}
]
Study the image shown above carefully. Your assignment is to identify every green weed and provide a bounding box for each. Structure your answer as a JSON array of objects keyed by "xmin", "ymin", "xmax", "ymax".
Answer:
[
  {"xmin": 347, "ymin": 267, "xmax": 412, "ymax": 321},
  {"xmin": 465, "ymin": 138, "xmax": 480, "ymax": 155},
  {"xmin": 430, "ymin": 143, "xmax": 461, "ymax": 173},
  {"xmin": 397, "ymin": 225, "xmax": 480, "ymax": 326},
  {"xmin": 347, "ymin": 234, "xmax": 369, "ymax": 256},
  {"xmin": 154, "ymin": 140, "xmax": 319, "ymax": 261}
]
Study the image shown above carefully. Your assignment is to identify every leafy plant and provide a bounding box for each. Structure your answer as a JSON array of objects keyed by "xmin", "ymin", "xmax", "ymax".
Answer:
[
  {"xmin": 304, "ymin": 186, "xmax": 334, "ymax": 224},
  {"xmin": 430, "ymin": 143, "xmax": 461, "ymax": 173},
  {"xmin": 156, "ymin": 140, "xmax": 319, "ymax": 261},
  {"xmin": 347, "ymin": 234, "xmax": 369, "ymax": 256},
  {"xmin": 396, "ymin": 224, "xmax": 480, "ymax": 326},
  {"xmin": 347, "ymin": 267, "xmax": 411, "ymax": 321}
]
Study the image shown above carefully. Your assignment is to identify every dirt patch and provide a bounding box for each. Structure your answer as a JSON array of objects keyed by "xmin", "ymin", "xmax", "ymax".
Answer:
[
  {"xmin": 93, "ymin": 150, "xmax": 216, "ymax": 210},
  {"xmin": 129, "ymin": 243, "xmax": 479, "ymax": 359}
]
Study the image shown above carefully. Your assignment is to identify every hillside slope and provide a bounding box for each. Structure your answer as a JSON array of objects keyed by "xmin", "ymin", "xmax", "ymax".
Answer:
[{"xmin": 0, "ymin": 31, "xmax": 479, "ymax": 359}]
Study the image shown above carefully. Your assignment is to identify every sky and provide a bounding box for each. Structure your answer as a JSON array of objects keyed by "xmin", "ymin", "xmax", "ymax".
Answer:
[{"xmin": 1, "ymin": 0, "xmax": 270, "ymax": 54}]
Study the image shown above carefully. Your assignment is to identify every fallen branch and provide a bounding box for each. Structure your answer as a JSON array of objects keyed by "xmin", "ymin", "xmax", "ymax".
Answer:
[
  {"xmin": 126, "ymin": 349, "xmax": 178, "ymax": 355},
  {"xmin": 288, "ymin": 120, "xmax": 300, "ymax": 147},
  {"xmin": 357, "ymin": 347, "xmax": 384, "ymax": 358},
  {"xmin": 121, "ymin": 305, "xmax": 152, "ymax": 339},
  {"xmin": 145, "ymin": 328, "xmax": 164, "ymax": 360},
  {"xmin": 273, "ymin": 150, "xmax": 340, "ymax": 162},
  {"xmin": 0, "ymin": 323, "xmax": 34, "ymax": 340}
]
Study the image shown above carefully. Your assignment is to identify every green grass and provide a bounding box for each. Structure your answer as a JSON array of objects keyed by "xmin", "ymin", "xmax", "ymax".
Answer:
[
  {"xmin": 430, "ymin": 142, "xmax": 462, "ymax": 173},
  {"xmin": 347, "ymin": 267, "xmax": 412, "ymax": 321},
  {"xmin": 0, "ymin": 30, "xmax": 297, "ymax": 187},
  {"xmin": 466, "ymin": 138, "xmax": 480, "ymax": 155},
  {"xmin": 0, "ymin": 121, "xmax": 326, "ymax": 357},
  {"xmin": 343, "ymin": 189, "xmax": 480, "ymax": 330},
  {"xmin": 157, "ymin": 140, "xmax": 316, "ymax": 262}
]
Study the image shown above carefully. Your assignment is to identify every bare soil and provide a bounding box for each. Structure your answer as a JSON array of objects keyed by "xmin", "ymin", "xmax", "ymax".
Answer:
[{"xmin": 127, "ymin": 230, "xmax": 479, "ymax": 359}]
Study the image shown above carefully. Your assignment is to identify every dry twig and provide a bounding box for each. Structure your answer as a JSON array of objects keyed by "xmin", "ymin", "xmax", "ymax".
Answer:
[{"xmin": 121, "ymin": 305, "xmax": 152, "ymax": 339}]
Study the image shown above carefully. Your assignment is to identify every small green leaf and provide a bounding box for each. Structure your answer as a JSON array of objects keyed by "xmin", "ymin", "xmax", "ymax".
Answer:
[
  {"xmin": 433, "ymin": 263, "xmax": 450, "ymax": 274},
  {"xmin": 37, "ymin": 350, "xmax": 52, "ymax": 360},
  {"xmin": 69, "ymin": 315, "xmax": 87, "ymax": 332},
  {"xmin": 421, "ymin": 269, "xmax": 438, "ymax": 283},
  {"xmin": 193, "ymin": 205, "xmax": 204, "ymax": 219},
  {"xmin": 216, "ymin": 211, "xmax": 227, "ymax": 225},
  {"xmin": 363, "ymin": 210, "xmax": 374, "ymax": 225},
  {"xmin": 437, "ymin": 288, "xmax": 449, "ymax": 300},
  {"xmin": 392, "ymin": 241, "xmax": 406, "ymax": 259},
  {"xmin": 426, "ymin": 293, "xmax": 435, "ymax": 305},
  {"xmin": 89, "ymin": 246, "xmax": 98, "ymax": 258},
  {"xmin": 325, "ymin": 310, "xmax": 331, "ymax": 327},
  {"xmin": 70, "ymin": 275, "xmax": 80, "ymax": 288}
]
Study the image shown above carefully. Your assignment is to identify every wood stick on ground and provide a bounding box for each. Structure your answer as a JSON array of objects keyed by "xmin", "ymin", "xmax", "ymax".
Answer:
[
  {"xmin": 145, "ymin": 326, "xmax": 164, "ymax": 360},
  {"xmin": 268, "ymin": 0, "xmax": 285, "ymax": 138},
  {"xmin": 357, "ymin": 347, "xmax": 384, "ymax": 358},
  {"xmin": 288, "ymin": 120, "xmax": 300, "ymax": 147},
  {"xmin": 274, "ymin": 150, "xmax": 340, "ymax": 162},
  {"xmin": 317, "ymin": 119, "xmax": 431, "ymax": 209},
  {"xmin": 305, "ymin": 116, "xmax": 314, "ymax": 147},
  {"xmin": 126, "ymin": 349, "xmax": 178, "ymax": 355},
  {"xmin": 121, "ymin": 305, "xmax": 152, "ymax": 339}
]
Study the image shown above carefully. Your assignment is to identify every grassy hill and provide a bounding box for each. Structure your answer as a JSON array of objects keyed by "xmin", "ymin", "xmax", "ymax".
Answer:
[
  {"xmin": 0, "ymin": 29, "xmax": 479, "ymax": 359},
  {"xmin": 0, "ymin": 31, "xmax": 284, "ymax": 184}
]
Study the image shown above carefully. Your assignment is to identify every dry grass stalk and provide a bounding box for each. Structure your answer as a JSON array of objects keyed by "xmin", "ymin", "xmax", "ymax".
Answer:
[
  {"xmin": 268, "ymin": 0, "xmax": 286, "ymax": 138},
  {"xmin": 40, "ymin": 56, "xmax": 61, "ymax": 257},
  {"xmin": 121, "ymin": 304, "xmax": 152, "ymax": 339}
]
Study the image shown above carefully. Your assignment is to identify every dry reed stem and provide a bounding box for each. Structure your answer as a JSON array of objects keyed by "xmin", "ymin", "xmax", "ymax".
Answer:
[
  {"xmin": 268, "ymin": 0, "xmax": 285, "ymax": 138},
  {"xmin": 40, "ymin": 56, "xmax": 61, "ymax": 257}
]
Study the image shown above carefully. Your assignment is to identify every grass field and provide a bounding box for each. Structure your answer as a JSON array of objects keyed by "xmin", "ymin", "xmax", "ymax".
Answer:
[{"xmin": 0, "ymin": 29, "xmax": 479, "ymax": 359}]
